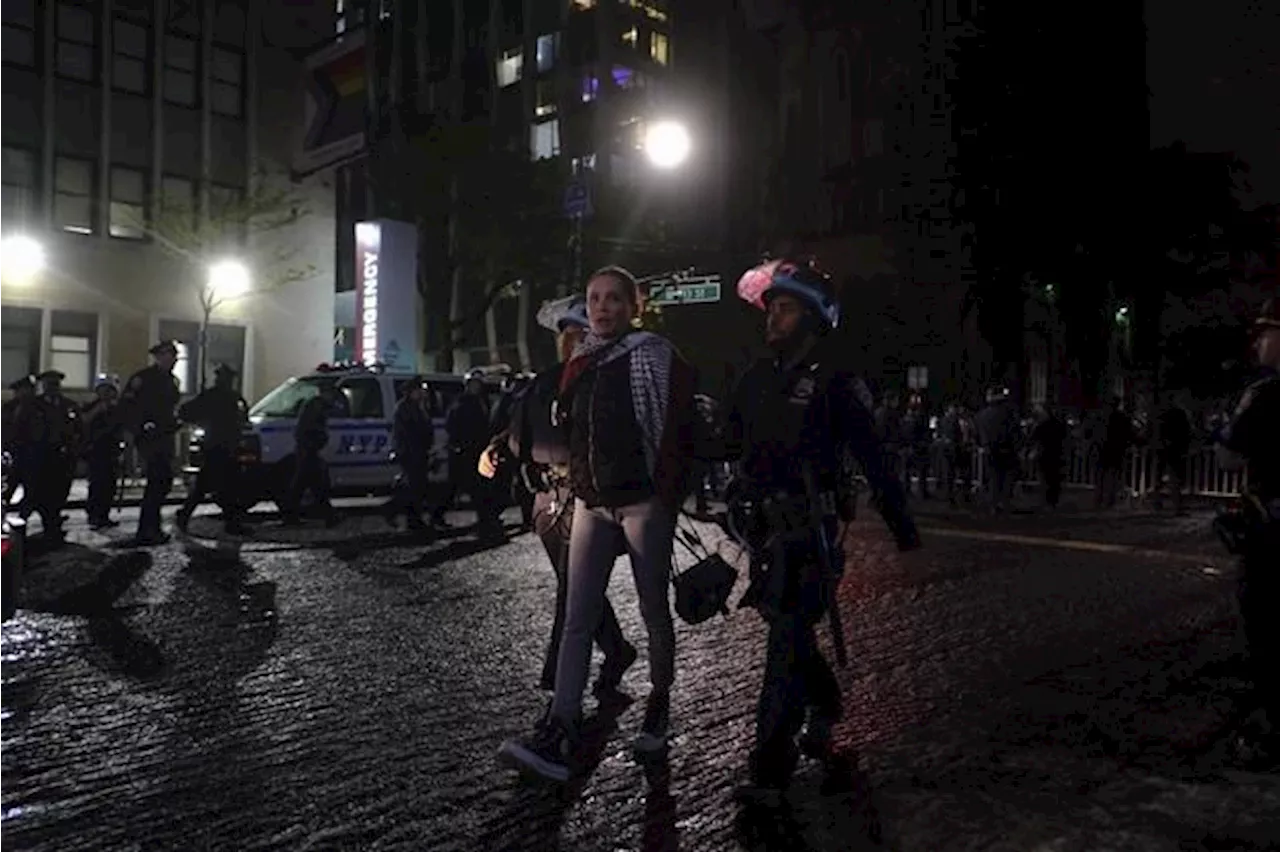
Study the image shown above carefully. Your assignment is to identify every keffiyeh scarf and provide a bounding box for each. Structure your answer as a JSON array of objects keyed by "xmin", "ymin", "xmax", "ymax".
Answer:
[{"xmin": 560, "ymin": 330, "xmax": 674, "ymax": 477}]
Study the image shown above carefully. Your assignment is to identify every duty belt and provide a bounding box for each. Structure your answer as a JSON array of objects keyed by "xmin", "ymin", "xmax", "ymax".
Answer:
[{"xmin": 521, "ymin": 462, "xmax": 570, "ymax": 494}]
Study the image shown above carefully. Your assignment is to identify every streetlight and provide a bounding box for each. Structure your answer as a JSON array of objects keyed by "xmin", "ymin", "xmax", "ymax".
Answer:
[
  {"xmin": 0, "ymin": 235, "xmax": 46, "ymax": 283},
  {"xmin": 643, "ymin": 120, "xmax": 691, "ymax": 170},
  {"xmin": 207, "ymin": 258, "xmax": 251, "ymax": 299}
]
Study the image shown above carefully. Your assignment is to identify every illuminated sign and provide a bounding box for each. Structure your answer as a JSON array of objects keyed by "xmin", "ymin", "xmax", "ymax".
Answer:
[{"xmin": 353, "ymin": 219, "xmax": 420, "ymax": 372}]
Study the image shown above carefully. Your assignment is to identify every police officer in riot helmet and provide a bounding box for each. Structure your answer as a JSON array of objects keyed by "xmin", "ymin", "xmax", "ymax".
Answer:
[
  {"xmin": 1215, "ymin": 296, "xmax": 1280, "ymax": 767},
  {"xmin": 384, "ymin": 376, "xmax": 436, "ymax": 534},
  {"xmin": 119, "ymin": 340, "xmax": 182, "ymax": 545},
  {"xmin": 176, "ymin": 363, "xmax": 251, "ymax": 536},
  {"xmin": 719, "ymin": 257, "xmax": 920, "ymax": 807},
  {"xmin": 82, "ymin": 374, "xmax": 124, "ymax": 530},
  {"xmin": 26, "ymin": 370, "xmax": 82, "ymax": 544},
  {"xmin": 284, "ymin": 382, "xmax": 341, "ymax": 528}
]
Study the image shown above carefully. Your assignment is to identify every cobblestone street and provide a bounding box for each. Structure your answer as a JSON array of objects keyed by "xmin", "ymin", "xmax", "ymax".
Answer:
[{"xmin": 3, "ymin": 502, "xmax": 1278, "ymax": 851}]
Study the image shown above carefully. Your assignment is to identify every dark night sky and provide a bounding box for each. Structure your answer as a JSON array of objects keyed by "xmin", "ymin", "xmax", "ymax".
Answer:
[{"xmin": 1146, "ymin": 0, "xmax": 1280, "ymax": 204}]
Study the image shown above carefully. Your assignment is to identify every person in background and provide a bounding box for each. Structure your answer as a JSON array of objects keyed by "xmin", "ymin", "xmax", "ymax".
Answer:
[
  {"xmin": 284, "ymin": 383, "xmax": 341, "ymax": 528},
  {"xmin": 82, "ymin": 375, "xmax": 123, "ymax": 530},
  {"xmin": 480, "ymin": 295, "xmax": 637, "ymax": 703},
  {"xmin": 176, "ymin": 363, "xmax": 250, "ymax": 536},
  {"xmin": 26, "ymin": 370, "xmax": 81, "ymax": 545},
  {"xmin": 499, "ymin": 266, "xmax": 696, "ymax": 784},
  {"xmin": 384, "ymin": 377, "xmax": 435, "ymax": 534},
  {"xmin": 438, "ymin": 371, "xmax": 502, "ymax": 539},
  {"xmin": 1096, "ymin": 398, "xmax": 1134, "ymax": 509},
  {"xmin": 3, "ymin": 375, "xmax": 37, "ymax": 509},
  {"xmin": 975, "ymin": 386, "xmax": 1019, "ymax": 513},
  {"xmin": 118, "ymin": 340, "xmax": 182, "ymax": 546},
  {"xmin": 1156, "ymin": 395, "xmax": 1192, "ymax": 514},
  {"xmin": 902, "ymin": 392, "xmax": 932, "ymax": 499},
  {"xmin": 1031, "ymin": 403, "xmax": 1067, "ymax": 509}
]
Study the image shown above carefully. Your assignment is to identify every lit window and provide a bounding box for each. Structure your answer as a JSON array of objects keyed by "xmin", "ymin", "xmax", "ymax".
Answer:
[
  {"xmin": 531, "ymin": 120, "xmax": 560, "ymax": 161},
  {"xmin": 535, "ymin": 79, "xmax": 556, "ymax": 117},
  {"xmin": 571, "ymin": 153, "xmax": 596, "ymax": 174},
  {"xmin": 109, "ymin": 166, "xmax": 148, "ymax": 239},
  {"xmin": 907, "ymin": 365, "xmax": 928, "ymax": 390},
  {"xmin": 57, "ymin": 3, "xmax": 97, "ymax": 82},
  {"xmin": 1, "ymin": 147, "xmax": 38, "ymax": 228},
  {"xmin": 173, "ymin": 341, "xmax": 191, "ymax": 393},
  {"xmin": 113, "ymin": 19, "xmax": 149, "ymax": 94},
  {"xmin": 632, "ymin": 0, "xmax": 667, "ymax": 22},
  {"xmin": 1, "ymin": 0, "xmax": 37, "ymax": 67},
  {"xmin": 581, "ymin": 75, "xmax": 599, "ymax": 102},
  {"xmin": 649, "ymin": 31, "xmax": 669, "ymax": 65},
  {"xmin": 211, "ymin": 48, "xmax": 244, "ymax": 117},
  {"xmin": 536, "ymin": 33, "xmax": 557, "ymax": 72},
  {"xmin": 55, "ymin": 156, "xmax": 95, "ymax": 235},
  {"xmin": 622, "ymin": 27, "xmax": 637, "ymax": 48},
  {"xmin": 497, "ymin": 47, "xmax": 522, "ymax": 87},
  {"xmin": 164, "ymin": 33, "xmax": 198, "ymax": 106}
]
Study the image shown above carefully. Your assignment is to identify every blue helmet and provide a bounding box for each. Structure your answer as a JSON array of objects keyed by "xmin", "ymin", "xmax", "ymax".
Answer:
[
  {"xmin": 536, "ymin": 295, "xmax": 589, "ymax": 333},
  {"xmin": 737, "ymin": 257, "xmax": 840, "ymax": 328}
]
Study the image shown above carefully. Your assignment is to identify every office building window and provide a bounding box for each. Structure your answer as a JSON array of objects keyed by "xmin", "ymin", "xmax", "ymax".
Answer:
[
  {"xmin": 536, "ymin": 33, "xmax": 557, "ymax": 72},
  {"xmin": 1, "ymin": 307, "xmax": 42, "ymax": 388},
  {"xmin": 211, "ymin": 47, "xmax": 243, "ymax": 116},
  {"xmin": 57, "ymin": 2, "xmax": 98, "ymax": 82},
  {"xmin": 535, "ymin": 79, "xmax": 556, "ymax": 117},
  {"xmin": 496, "ymin": 47, "xmax": 522, "ymax": 87},
  {"xmin": 580, "ymin": 75, "xmax": 599, "ymax": 102},
  {"xmin": 159, "ymin": 174, "xmax": 196, "ymax": 224},
  {"xmin": 164, "ymin": 33, "xmax": 198, "ymax": 106},
  {"xmin": 113, "ymin": 18, "xmax": 150, "ymax": 94},
  {"xmin": 2, "ymin": 0, "xmax": 37, "ymax": 66},
  {"xmin": 530, "ymin": 120, "xmax": 560, "ymax": 161},
  {"xmin": 109, "ymin": 166, "xmax": 147, "ymax": 239},
  {"xmin": 55, "ymin": 156, "xmax": 95, "ymax": 235},
  {"xmin": 1, "ymin": 147, "xmax": 38, "ymax": 228},
  {"xmin": 907, "ymin": 365, "xmax": 928, "ymax": 390},
  {"xmin": 621, "ymin": 27, "xmax": 637, "ymax": 48},
  {"xmin": 649, "ymin": 31, "xmax": 669, "ymax": 65},
  {"xmin": 50, "ymin": 310, "xmax": 98, "ymax": 389}
]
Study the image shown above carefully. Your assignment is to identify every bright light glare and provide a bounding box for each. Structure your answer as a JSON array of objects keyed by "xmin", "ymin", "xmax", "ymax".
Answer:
[
  {"xmin": 644, "ymin": 120, "xmax": 691, "ymax": 169},
  {"xmin": 1, "ymin": 235, "xmax": 46, "ymax": 282},
  {"xmin": 207, "ymin": 259, "xmax": 251, "ymax": 299}
]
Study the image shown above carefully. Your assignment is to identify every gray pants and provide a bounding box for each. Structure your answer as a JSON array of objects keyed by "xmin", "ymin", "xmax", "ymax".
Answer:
[{"xmin": 550, "ymin": 496, "xmax": 676, "ymax": 723}]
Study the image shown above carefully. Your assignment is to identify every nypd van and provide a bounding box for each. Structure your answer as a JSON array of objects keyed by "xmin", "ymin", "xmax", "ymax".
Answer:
[{"xmin": 185, "ymin": 362, "xmax": 506, "ymax": 505}]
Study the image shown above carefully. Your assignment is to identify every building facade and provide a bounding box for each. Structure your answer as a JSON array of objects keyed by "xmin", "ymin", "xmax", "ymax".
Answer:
[{"xmin": 1, "ymin": 0, "xmax": 336, "ymax": 402}]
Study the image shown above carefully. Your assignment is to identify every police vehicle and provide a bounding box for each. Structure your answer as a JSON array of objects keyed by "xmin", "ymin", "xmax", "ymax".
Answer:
[{"xmin": 184, "ymin": 361, "xmax": 508, "ymax": 506}]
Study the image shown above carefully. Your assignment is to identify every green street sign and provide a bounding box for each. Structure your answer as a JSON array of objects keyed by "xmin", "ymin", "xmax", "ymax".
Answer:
[{"xmin": 650, "ymin": 276, "xmax": 722, "ymax": 306}]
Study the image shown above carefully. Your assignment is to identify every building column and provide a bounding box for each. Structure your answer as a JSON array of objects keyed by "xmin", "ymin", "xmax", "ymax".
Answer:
[{"xmin": 151, "ymin": 0, "xmax": 165, "ymax": 227}]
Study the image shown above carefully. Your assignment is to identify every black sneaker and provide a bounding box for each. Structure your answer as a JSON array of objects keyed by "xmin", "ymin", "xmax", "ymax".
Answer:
[
  {"xmin": 174, "ymin": 510, "xmax": 192, "ymax": 534},
  {"xmin": 497, "ymin": 715, "xmax": 574, "ymax": 783},
  {"xmin": 593, "ymin": 642, "xmax": 638, "ymax": 697},
  {"xmin": 633, "ymin": 690, "xmax": 670, "ymax": 755}
]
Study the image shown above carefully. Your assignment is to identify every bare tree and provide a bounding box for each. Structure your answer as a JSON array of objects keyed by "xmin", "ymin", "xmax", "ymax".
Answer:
[{"xmin": 142, "ymin": 168, "xmax": 315, "ymax": 390}]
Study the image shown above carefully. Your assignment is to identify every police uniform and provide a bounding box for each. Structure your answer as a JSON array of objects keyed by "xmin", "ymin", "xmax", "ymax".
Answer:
[
  {"xmin": 439, "ymin": 370, "xmax": 501, "ymax": 536},
  {"xmin": 1216, "ymin": 298, "xmax": 1280, "ymax": 738},
  {"xmin": 723, "ymin": 259, "xmax": 919, "ymax": 801},
  {"xmin": 2, "ymin": 375, "xmax": 37, "ymax": 507},
  {"xmin": 82, "ymin": 375, "xmax": 124, "ymax": 529},
  {"xmin": 176, "ymin": 364, "xmax": 250, "ymax": 534},
  {"xmin": 120, "ymin": 341, "xmax": 182, "ymax": 544},
  {"xmin": 285, "ymin": 389, "xmax": 339, "ymax": 526},
  {"xmin": 22, "ymin": 371, "xmax": 81, "ymax": 541},
  {"xmin": 384, "ymin": 378, "xmax": 435, "ymax": 532}
]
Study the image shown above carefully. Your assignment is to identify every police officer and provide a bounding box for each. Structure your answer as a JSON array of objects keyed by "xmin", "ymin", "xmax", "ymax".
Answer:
[
  {"xmin": 719, "ymin": 258, "xmax": 920, "ymax": 807},
  {"xmin": 439, "ymin": 369, "xmax": 501, "ymax": 539},
  {"xmin": 27, "ymin": 370, "xmax": 82, "ymax": 544},
  {"xmin": 384, "ymin": 377, "xmax": 435, "ymax": 533},
  {"xmin": 480, "ymin": 295, "xmax": 637, "ymax": 697},
  {"xmin": 284, "ymin": 383, "xmax": 340, "ymax": 527},
  {"xmin": 176, "ymin": 363, "xmax": 250, "ymax": 535},
  {"xmin": 82, "ymin": 375, "xmax": 124, "ymax": 530},
  {"xmin": 119, "ymin": 341, "xmax": 182, "ymax": 545},
  {"xmin": 1215, "ymin": 297, "xmax": 1280, "ymax": 765},
  {"xmin": 2, "ymin": 375, "xmax": 37, "ymax": 508}
]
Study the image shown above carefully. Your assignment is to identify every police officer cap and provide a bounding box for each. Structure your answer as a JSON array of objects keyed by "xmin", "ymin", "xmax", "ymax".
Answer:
[
  {"xmin": 149, "ymin": 339, "xmax": 179, "ymax": 356},
  {"xmin": 213, "ymin": 363, "xmax": 237, "ymax": 377},
  {"xmin": 1255, "ymin": 297, "xmax": 1280, "ymax": 330},
  {"xmin": 37, "ymin": 369, "xmax": 65, "ymax": 384},
  {"xmin": 8, "ymin": 375, "xmax": 34, "ymax": 391}
]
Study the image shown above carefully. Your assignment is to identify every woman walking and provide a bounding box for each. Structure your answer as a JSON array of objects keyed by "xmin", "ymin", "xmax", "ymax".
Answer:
[{"xmin": 499, "ymin": 266, "xmax": 697, "ymax": 783}]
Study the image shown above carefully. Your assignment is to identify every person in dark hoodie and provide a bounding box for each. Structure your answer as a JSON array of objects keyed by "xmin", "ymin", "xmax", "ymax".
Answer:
[
  {"xmin": 498, "ymin": 266, "xmax": 697, "ymax": 783},
  {"xmin": 479, "ymin": 295, "xmax": 637, "ymax": 702}
]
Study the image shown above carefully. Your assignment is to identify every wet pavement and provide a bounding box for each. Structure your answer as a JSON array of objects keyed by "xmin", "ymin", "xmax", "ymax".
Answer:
[{"xmin": 3, "ymin": 502, "xmax": 1278, "ymax": 851}]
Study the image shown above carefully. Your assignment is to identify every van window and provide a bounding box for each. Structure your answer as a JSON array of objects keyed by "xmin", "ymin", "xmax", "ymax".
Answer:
[
  {"xmin": 339, "ymin": 376, "xmax": 384, "ymax": 419},
  {"xmin": 250, "ymin": 376, "xmax": 336, "ymax": 418}
]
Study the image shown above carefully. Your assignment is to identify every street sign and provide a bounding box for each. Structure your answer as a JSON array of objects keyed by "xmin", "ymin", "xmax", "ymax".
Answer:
[
  {"xmin": 563, "ymin": 181, "xmax": 592, "ymax": 218},
  {"xmin": 649, "ymin": 276, "xmax": 722, "ymax": 306}
]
